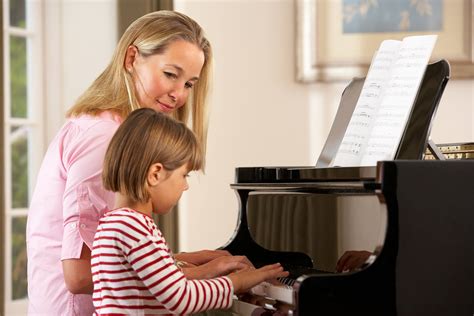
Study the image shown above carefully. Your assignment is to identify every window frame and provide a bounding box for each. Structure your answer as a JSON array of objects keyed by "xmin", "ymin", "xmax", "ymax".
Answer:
[{"xmin": 3, "ymin": 1, "xmax": 44, "ymax": 314}]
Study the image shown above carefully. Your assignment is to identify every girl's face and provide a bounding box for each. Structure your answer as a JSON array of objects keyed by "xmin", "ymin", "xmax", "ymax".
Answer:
[
  {"xmin": 129, "ymin": 40, "xmax": 205, "ymax": 113},
  {"xmin": 150, "ymin": 163, "xmax": 190, "ymax": 214}
]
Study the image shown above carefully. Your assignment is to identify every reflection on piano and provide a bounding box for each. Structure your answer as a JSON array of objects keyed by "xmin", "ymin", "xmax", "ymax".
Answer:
[{"xmin": 218, "ymin": 60, "xmax": 473, "ymax": 315}]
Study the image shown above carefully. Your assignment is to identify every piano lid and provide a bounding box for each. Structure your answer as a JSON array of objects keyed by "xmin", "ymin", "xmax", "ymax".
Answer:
[{"xmin": 235, "ymin": 165, "xmax": 377, "ymax": 183}]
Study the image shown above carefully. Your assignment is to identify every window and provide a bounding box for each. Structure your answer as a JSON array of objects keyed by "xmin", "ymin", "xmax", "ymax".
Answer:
[{"xmin": 3, "ymin": 0, "xmax": 43, "ymax": 314}]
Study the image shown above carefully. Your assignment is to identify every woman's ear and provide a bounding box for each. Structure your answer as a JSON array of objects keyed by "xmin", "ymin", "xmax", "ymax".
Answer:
[
  {"xmin": 147, "ymin": 163, "xmax": 164, "ymax": 187},
  {"xmin": 124, "ymin": 45, "xmax": 139, "ymax": 73}
]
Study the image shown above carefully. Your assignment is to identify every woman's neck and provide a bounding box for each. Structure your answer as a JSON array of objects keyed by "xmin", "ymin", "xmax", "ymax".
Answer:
[{"xmin": 114, "ymin": 193, "xmax": 153, "ymax": 218}]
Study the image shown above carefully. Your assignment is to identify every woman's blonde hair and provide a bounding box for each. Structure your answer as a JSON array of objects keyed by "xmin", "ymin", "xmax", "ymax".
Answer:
[
  {"xmin": 103, "ymin": 108, "xmax": 203, "ymax": 204},
  {"xmin": 67, "ymin": 10, "xmax": 212, "ymax": 157}
]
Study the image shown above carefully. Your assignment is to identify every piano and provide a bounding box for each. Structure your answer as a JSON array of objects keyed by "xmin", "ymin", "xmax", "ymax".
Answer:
[{"xmin": 219, "ymin": 60, "xmax": 474, "ymax": 315}]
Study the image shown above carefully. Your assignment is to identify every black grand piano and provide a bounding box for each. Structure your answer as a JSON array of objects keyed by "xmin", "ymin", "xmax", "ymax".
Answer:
[{"xmin": 219, "ymin": 60, "xmax": 474, "ymax": 315}]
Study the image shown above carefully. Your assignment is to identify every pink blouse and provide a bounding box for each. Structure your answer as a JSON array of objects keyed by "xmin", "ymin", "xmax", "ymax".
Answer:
[{"xmin": 27, "ymin": 111, "xmax": 122, "ymax": 315}]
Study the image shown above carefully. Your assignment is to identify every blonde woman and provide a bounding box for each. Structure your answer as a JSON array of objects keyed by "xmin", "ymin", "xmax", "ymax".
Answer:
[{"xmin": 27, "ymin": 11, "xmax": 249, "ymax": 316}]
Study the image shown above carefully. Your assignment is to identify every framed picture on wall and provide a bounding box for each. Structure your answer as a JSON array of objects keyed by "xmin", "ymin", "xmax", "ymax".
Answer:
[{"xmin": 296, "ymin": 0, "xmax": 473, "ymax": 82}]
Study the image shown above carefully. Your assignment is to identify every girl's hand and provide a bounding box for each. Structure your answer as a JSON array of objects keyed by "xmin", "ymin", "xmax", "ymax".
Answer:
[
  {"xmin": 228, "ymin": 263, "xmax": 289, "ymax": 294},
  {"xmin": 182, "ymin": 255, "xmax": 253, "ymax": 279}
]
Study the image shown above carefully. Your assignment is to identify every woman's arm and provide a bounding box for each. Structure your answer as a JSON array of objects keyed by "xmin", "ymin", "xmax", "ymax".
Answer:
[
  {"xmin": 61, "ymin": 119, "xmax": 119, "ymax": 294},
  {"xmin": 181, "ymin": 255, "xmax": 253, "ymax": 279},
  {"xmin": 174, "ymin": 249, "xmax": 232, "ymax": 265},
  {"xmin": 62, "ymin": 243, "xmax": 93, "ymax": 294}
]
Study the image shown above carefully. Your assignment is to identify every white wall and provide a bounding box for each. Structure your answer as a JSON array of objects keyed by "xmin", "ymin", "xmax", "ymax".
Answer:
[
  {"xmin": 431, "ymin": 80, "xmax": 474, "ymax": 143},
  {"xmin": 175, "ymin": 0, "xmax": 474, "ymax": 252},
  {"xmin": 44, "ymin": 0, "xmax": 117, "ymax": 141}
]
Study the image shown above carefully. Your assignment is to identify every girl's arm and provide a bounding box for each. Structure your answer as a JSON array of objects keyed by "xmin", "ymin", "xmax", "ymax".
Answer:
[
  {"xmin": 127, "ymin": 236, "xmax": 235, "ymax": 314},
  {"xmin": 228, "ymin": 263, "xmax": 289, "ymax": 294}
]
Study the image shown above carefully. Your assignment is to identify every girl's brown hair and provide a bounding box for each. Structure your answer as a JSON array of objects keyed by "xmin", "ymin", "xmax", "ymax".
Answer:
[{"xmin": 102, "ymin": 108, "xmax": 202, "ymax": 203}]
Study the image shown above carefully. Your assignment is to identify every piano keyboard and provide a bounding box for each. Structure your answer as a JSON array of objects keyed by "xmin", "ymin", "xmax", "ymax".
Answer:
[
  {"xmin": 279, "ymin": 277, "xmax": 296, "ymax": 286},
  {"xmin": 246, "ymin": 265, "xmax": 334, "ymax": 305},
  {"xmin": 249, "ymin": 281, "xmax": 295, "ymax": 305}
]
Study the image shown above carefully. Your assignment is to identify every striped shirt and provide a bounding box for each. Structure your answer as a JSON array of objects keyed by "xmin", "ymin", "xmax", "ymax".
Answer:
[{"xmin": 91, "ymin": 208, "xmax": 233, "ymax": 315}]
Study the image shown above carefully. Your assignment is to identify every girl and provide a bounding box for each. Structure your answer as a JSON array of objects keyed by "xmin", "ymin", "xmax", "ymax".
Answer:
[
  {"xmin": 92, "ymin": 108, "xmax": 288, "ymax": 314},
  {"xmin": 27, "ymin": 10, "xmax": 249, "ymax": 315}
]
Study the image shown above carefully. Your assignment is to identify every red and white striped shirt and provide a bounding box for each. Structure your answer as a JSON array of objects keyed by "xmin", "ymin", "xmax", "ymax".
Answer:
[{"xmin": 91, "ymin": 208, "xmax": 233, "ymax": 315}]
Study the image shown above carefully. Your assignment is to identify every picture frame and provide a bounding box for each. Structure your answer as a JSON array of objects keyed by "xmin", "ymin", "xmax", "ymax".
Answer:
[{"xmin": 295, "ymin": 0, "xmax": 474, "ymax": 82}]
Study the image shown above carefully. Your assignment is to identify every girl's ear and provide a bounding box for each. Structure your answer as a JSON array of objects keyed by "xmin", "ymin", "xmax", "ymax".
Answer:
[
  {"xmin": 124, "ymin": 45, "xmax": 139, "ymax": 73},
  {"xmin": 147, "ymin": 163, "xmax": 164, "ymax": 187}
]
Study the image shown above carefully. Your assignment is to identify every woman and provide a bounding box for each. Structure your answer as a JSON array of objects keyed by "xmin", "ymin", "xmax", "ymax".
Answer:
[{"xmin": 27, "ymin": 11, "xmax": 249, "ymax": 315}]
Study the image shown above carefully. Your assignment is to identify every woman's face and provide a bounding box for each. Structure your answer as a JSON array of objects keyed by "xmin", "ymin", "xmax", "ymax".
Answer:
[{"xmin": 129, "ymin": 40, "xmax": 205, "ymax": 113}]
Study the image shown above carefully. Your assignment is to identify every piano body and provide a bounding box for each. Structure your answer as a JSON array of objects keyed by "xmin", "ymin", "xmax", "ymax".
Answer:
[
  {"xmin": 224, "ymin": 161, "xmax": 474, "ymax": 315},
  {"xmin": 219, "ymin": 60, "xmax": 474, "ymax": 315}
]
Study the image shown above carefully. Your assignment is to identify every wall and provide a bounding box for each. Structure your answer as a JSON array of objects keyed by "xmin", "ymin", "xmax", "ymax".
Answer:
[
  {"xmin": 174, "ymin": 0, "xmax": 474, "ymax": 253},
  {"xmin": 431, "ymin": 80, "xmax": 474, "ymax": 142},
  {"xmin": 45, "ymin": 0, "xmax": 117, "ymax": 142}
]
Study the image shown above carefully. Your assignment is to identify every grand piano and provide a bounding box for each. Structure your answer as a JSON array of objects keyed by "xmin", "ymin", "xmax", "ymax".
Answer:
[{"xmin": 219, "ymin": 60, "xmax": 474, "ymax": 315}]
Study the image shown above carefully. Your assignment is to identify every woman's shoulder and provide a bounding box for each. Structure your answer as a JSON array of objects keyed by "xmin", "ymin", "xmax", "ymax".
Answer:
[
  {"xmin": 68, "ymin": 111, "xmax": 122, "ymax": 132},
  {"xmin": 60, "ymin": 111, "xmax": 122, "ymax": 149}
]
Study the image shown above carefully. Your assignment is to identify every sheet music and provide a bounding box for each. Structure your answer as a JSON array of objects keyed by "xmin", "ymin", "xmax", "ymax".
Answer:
[{"xmin": 332, "ymin": 35, "xmax": 437, "ymax": 167}]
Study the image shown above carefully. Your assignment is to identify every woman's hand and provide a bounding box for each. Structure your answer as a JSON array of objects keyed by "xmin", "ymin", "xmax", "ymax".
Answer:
[
  {"xmin": 335, "ymin": 250, "xmax": 372, "ymax": 272},
  {"xmin": 175, "ymin": 249, "xmax": 232, "ymax": 266},
  {"xmin": 228, "ymin": 263, "xmax": 289, "ymax": 294},
  {"xmin": 182, "ymin": 255, "xmax": 253, "ymax": 279}
]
